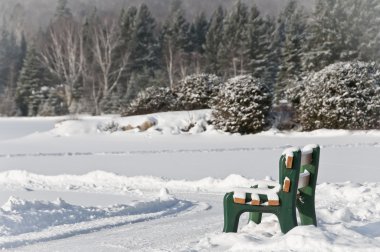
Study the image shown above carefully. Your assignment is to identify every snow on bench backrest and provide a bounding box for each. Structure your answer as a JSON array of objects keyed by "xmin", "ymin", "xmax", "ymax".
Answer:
[
  {"xmin": 282, "ymin": 147, "xmax": 300, "ymax": 169},
  {"xmin": 298, "ymin": 144, "xmax": 318, "ymax": 188},
  {"xmin": 298, "ymin": 170, "xmax": 310, "ymax": 188}
]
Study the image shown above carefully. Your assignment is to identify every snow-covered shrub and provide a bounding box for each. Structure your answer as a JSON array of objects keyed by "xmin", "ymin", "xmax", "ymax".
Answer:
[
  {"xmin": 97, "ymin": 121, "xmax": 120, "ymax": 133},
  {"xmin": 298, "ymin": 62, "xmax": 380, "ymax": 130},
  {"xmin": 174, "ymin": 74, "xmax": 222, "ymax": 110},
  {"xmin": 212, "ymin": 75, "xmax": 272, "ymax": 134},
  {"xmin": 122, "ymin": 86, "xmax": 178, "ymax": 116}
]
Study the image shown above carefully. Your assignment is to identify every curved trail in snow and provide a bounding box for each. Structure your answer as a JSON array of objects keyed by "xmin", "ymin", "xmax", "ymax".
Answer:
[
  {"xmin": 0, "ymin": 197, "xmax": 209, "ymax": 250},
  {"xmin": 16, "ymin": 194, "xmax": 221, "ymax": 252},
  {"xmin": 0, "ymin": 142, "xmax": 378, "ymax": 159}
]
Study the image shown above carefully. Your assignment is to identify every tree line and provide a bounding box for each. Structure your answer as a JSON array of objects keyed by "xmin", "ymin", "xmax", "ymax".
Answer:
[{"xmin": 0, "ymin": 0, "xmax": 379, "ymax": 116}]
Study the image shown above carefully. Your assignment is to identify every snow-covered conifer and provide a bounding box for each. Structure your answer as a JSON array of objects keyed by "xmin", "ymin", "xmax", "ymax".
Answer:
[{"xmin": 212, "ymin": 75, "xmax": 272, "ymax": 134}]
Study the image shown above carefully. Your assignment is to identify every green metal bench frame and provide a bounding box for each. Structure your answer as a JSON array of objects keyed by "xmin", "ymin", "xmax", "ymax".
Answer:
[{"xmin": 223, "ymin": 145, "xmax": 320, "ymax": 233}]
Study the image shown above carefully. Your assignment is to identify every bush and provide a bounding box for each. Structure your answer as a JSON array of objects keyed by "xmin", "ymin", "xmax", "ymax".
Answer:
[
  {"xmin": 122, "ymin": 86, "xmax": 178, "ymax": 116},
  {"xmin": 298, "ymin": 61, "xmax": 380, "ymax": 130},
  {"xmin": 174, "ymin": 74, "xmax": 222, "ymax": 110},
  {"xmin": 212, "ymin": 75, "xmax": 272, "ymax": 134}
]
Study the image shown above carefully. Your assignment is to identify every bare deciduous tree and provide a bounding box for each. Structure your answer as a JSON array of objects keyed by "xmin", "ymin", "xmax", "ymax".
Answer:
[
  {"xmin": 90, "ymin": 18, "xmax": 129, "ymax": 114},
  {"xmin": 40, "ymin": 19, "xmax": 84, "ymax": 113}
]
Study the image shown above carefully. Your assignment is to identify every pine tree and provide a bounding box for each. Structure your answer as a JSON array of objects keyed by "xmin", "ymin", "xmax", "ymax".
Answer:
[
  {"xmin": 0, "ymin": 29, "xmax": 10, "ymax": 94},
  {"xmin": 192, "ymin": 12, "xmax": 208, "ymax": 54},
  {"xmin": 303, "ymin": 0, "xmax": 355, "ymax": 71},
  {"xmin": 357, "ymin": 0, "xmax": 380, "ymax": 63},
  {"xmin": 81, "ymin": 8, "xmax": 98, "ymax": 113},
  {"xmin": 245, "ymin": 5, "xmax": 273, "ymax": 81},
  {"xmin": 16, "ymin": 46, "xmax": 49, "ymax": 116},
  {"xmin": 260, "ymin": 17, "xmax": 277, "ymax": 88},
  {"xmin": 275, "ymin": 0, "xmax": 307, "ymax": 101},
  {"xmin": 117, "ymin": 6, "xmax": 138, "ymax": 97},
  {"xmin": 204, "ymin": 6, "xmax": 225, "ymax": 74},
  {"xmin": 160, "ymin": 0, "xmax": 191, "ymax": 89},
  {"xmin": 130, "ymin": 4, "xmax": 159, "ymax": 76},
  {"xmin": 0, "ymin": 28, "xmax": 26, "ymax": 115},
  {"xmin": 187, "ymin": 12, "xmax": 208, "ymax": 74},
  {"xmin": 218, "ymin": 0, "xmax": 249, "ymax": 77},
  {"xmin": 119, "ymin": 6, "xmax": 137, "ymax": 47}
]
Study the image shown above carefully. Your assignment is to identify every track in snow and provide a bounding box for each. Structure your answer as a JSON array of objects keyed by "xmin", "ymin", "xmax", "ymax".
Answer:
[
  {"xmin": 0, "ymin": 142, "xmax": 378, "ymax": 159},
  {"xmin": 15, "ymin": 194, "xmax": 220, "ymax": 252},
  {"xmin": 0, "ymin": 197, "xmax": 208, "ymax": 250}
]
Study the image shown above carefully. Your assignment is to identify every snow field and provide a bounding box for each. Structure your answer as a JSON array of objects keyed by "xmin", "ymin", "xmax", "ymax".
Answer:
[{"xmin": 0, "ymin": 110, "xmax": 379, "ymax": 251}]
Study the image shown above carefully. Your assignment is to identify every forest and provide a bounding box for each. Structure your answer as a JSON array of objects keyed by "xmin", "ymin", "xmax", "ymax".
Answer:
[{"xmin": 0, "ymin": 0, "xmax": 378, "ymax": 124}]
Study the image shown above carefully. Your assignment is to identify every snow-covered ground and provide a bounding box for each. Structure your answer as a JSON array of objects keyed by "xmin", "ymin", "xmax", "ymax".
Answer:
[{"xmin": 0, "ymin": 110, "xmax": 379, "ymax": 251}]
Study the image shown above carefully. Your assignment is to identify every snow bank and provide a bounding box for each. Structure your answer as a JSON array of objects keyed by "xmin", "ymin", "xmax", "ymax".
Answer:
[
  {"xmin": 50, "ymin": 112, "xmax": 380, "ymax": 137},
  {"xmin": 2, "ymin": 110, "xmax": 379, "ymax": 141},
  {"xmin": 50, "ymin": 110, "xmax": 217, "ymax": 137},
  {"xmin": 0, "ymin": 170, "xmax": 255, "ymax": 194},
  {"xmin": 195, "ymin": 181, "xmax": 380, "ymax": 251},
  {"xmin": 0, "ymin": 191, "xmax": 193, "ymax": 249}
]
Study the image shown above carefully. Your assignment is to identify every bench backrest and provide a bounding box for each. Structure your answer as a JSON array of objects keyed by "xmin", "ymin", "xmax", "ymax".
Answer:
[
  {"xmin": 278, "ymin": 145, "xmax": 320, "ymax": 207},
  {"xmin": 299, "ymin": 145, "xmax": 320, "ymax": 199}
]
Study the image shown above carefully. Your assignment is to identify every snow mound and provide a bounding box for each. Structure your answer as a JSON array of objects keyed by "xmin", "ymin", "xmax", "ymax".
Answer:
[
  {"xmin": 50, "ymin": 110, "xmax": 217, "ymax": 136},
  {"xmin": 195, "ymin": 181, "xmax": 380, "ymax": 251},
  {"xmin": 0, "ymin": 192, "xmax": 193, "ymax": 249},
  {"xmin": 0, "ymin": 170, "xmax": 255, "ymax": 194}
]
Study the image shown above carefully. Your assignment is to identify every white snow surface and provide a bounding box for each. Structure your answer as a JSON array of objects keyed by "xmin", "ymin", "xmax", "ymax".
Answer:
[{"xmin": 0, "ymin": 110, "xmax": 379, "ymax": 251}]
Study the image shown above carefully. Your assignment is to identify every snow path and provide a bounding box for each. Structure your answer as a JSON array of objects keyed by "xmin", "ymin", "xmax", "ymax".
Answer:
[
  {"xmin": 14, "ymin": 193, "xmax": 221, "ymax": 252},
  {"xmin": 0, "ymin": 193, "xmax": 201, "ymax": 249}
]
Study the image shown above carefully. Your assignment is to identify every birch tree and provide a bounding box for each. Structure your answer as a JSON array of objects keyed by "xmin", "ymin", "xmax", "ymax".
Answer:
[
  {"xmin": 40, "ymin": 20, "xmax": 84, "ymax": 113},
  {"xmin": 91, "ymin": 18, "xmax": 129, "ymax": 114}
]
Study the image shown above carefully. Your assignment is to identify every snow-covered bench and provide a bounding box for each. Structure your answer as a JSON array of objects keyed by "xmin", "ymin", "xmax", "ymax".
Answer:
[{"xmin": 223, "ymin": 144, "xmax": 320, "ymax": 233}]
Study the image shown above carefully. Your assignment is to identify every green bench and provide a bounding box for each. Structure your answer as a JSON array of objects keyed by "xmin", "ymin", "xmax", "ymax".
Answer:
[{"xmin": 223, "ymin": 144, "xmax": 320, "ymax": 233}]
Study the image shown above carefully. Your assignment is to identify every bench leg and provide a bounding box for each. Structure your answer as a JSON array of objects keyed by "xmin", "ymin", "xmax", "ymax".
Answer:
[
  {"xmin": 249, "ymin": 212, "xmax": 262, "ymax": 224},
  {"xmin": 297, "ymin": 196, "xmax": 317, "ymax": 226},
  {"xmin": 223, "ymin": 192, "xmax": 242, "ymax": 232},
  {"xmin": 277, "ymin": 208, "xmax": 297, "ymax": 233}
]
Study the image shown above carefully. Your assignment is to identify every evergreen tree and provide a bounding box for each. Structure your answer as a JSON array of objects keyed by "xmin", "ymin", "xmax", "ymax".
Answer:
[
  {"xmin": 186, "ymin": 12, "xmax": 208, "ymax": 74},
  {"xmin": 275, "ymin": 0, "xmax": 307, "ymax": 101},
  {"xmin": 192, "ymin": 12, "xmax": 208, "ymax": 54},
  {"xmin": 0, "ymin": 28, "xmax": 26, "ymax": 115},
  {"xmin": 303, "ymin": 0, "xmax": 354, "ymax": 71},
  {"xmin": 81, "ymin": 9, "xmax": 98, "ymax": 112},
  {"xmin": 204, "ymin": 6, "xmax": 225, "ymax": 74},
  {"xmin": 160, "ymin": 0, "xmax": 191, "ymax": 88},
  {"xmin": 245, "ymin": 5, "xmax": 273, "ymax": 81},
  {"xmin": 117, "ymin": 6, "xmax": 138, "ymax": 98},
  {"xmin": 260, "ymin": 17, "xmax": 277, "ymax": 88},
  {"xmin": 16, "ymin": 46, "xmax": 49, "ymax": 116},
  {"xmin": 218, "ymin": 0, "xmax": 249, "ymax": 77},
  {"xmin": 357, "ymin": 0, "xmax": 380, "ymax": 63},
  {"xmin": 119, "ymin": 6, "xmax": 137, "ymax": 60},
  {"xmin": 130, "ymin": 4, "xmax": 159, "ymax": 76},
  {"xmin": 0, "ymin": 29, "xmax": 11, "ymax": 93}
]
